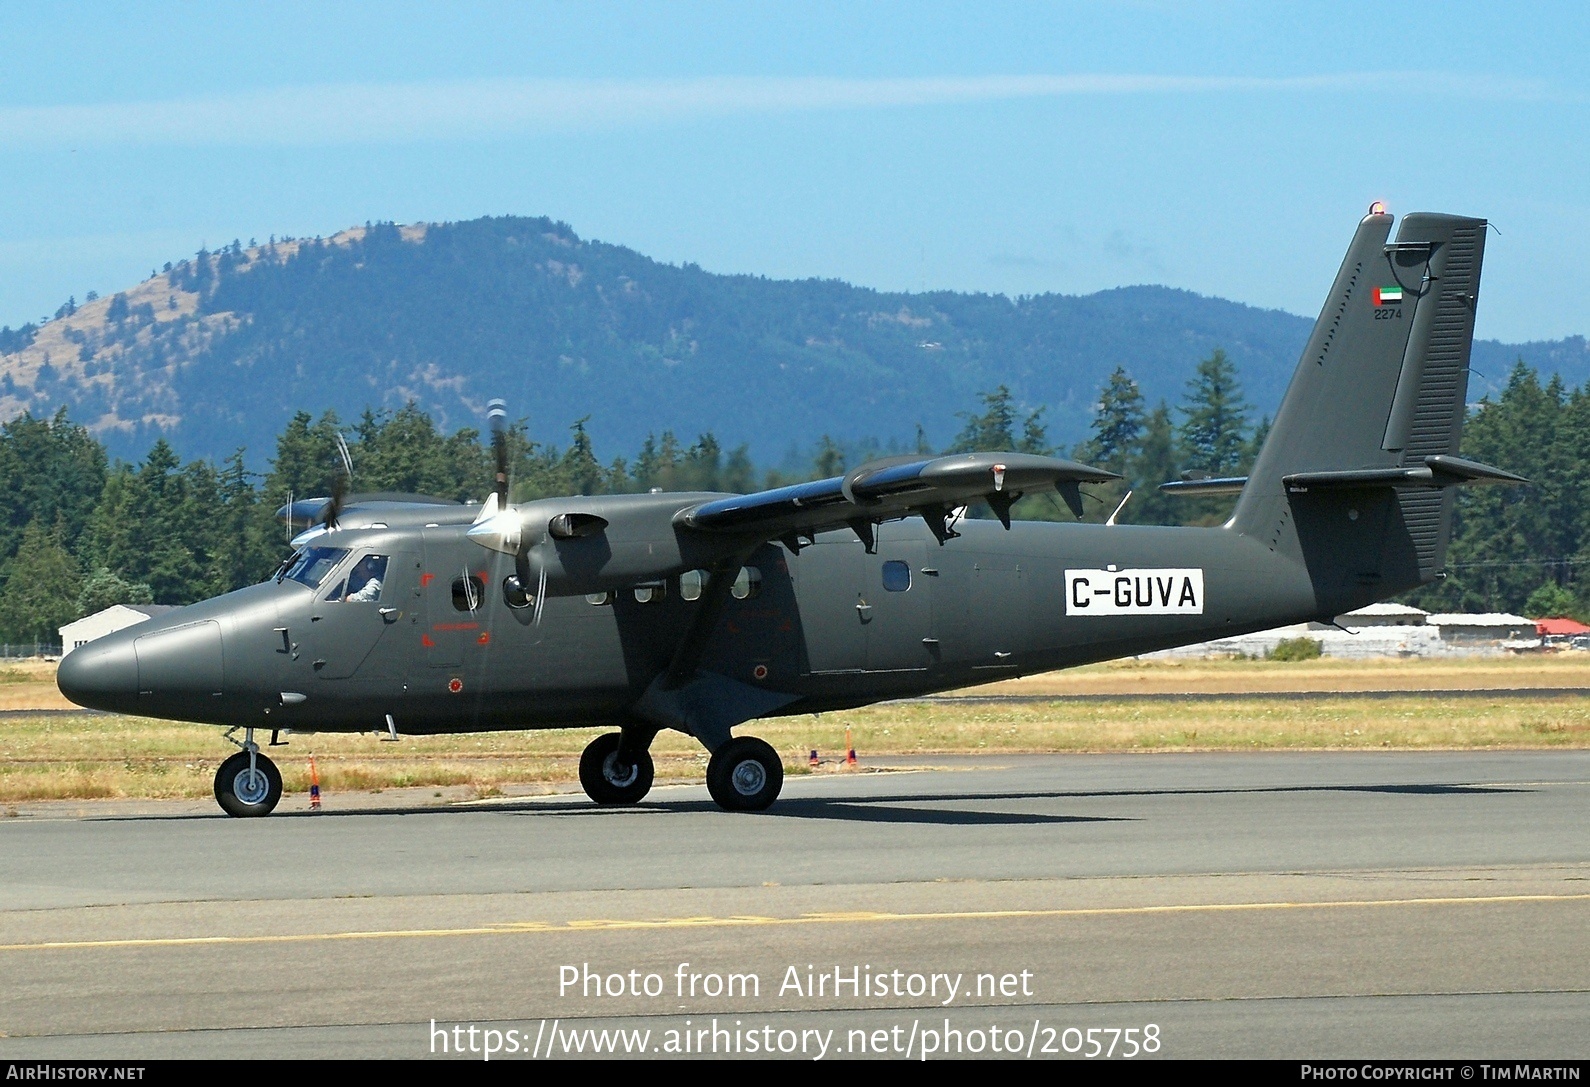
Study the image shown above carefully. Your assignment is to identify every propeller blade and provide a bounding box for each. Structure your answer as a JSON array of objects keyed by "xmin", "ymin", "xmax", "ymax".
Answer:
[
  {"xmin": 324, "ymin": 471, "xmax": 347, "ymax": 530},
  {"xmin": 532, "ymin": 562, "xmax": 548, "ymax": 627},
  {"xmin": 323, "ymin": 479, "xmax": 344, "ymax": 530},
  {"xmin": 335, "ymin": 432, "xmax": 354, "ymax": 478},
  {"xmin": 321, "ymin": 432, "xmax": 354, "ymax": 531},
  {"xmin": 487, "ymin": 398, "xmax": 509, "ymax": 505}
]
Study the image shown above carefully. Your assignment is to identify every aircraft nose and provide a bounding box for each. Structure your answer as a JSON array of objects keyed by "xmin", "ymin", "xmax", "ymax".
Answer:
[{"xmin": 56, "ymin": 636, "xmax": 140, "ymax": 714}]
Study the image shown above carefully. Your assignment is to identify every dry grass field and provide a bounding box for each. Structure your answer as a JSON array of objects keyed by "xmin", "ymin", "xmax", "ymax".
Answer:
[
  {"xmin": 1, "ymin": 655, "xmax": 1586, "ymax": 804},
  {"xmin": 974, "ymin": 652, "xmax": 1590, "ymax": 696},
  {"xmin": 0, "ymin": 659, "xmax": 75, "ymax": 711}
]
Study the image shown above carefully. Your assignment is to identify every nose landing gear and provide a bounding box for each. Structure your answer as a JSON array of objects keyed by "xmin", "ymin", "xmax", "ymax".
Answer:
[{"xmin": 215, "ymin": 727, "xmax": 283, "ymax": 817}]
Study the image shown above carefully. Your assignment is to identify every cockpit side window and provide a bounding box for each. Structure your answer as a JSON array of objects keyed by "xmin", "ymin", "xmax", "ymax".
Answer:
[
  {"xmin": 281, "ymin": 546, "xmax": 350, "ymax": 591},
  {"xmin": 343, "ymin": 554, "xmax": 389, "ymax": 602}
]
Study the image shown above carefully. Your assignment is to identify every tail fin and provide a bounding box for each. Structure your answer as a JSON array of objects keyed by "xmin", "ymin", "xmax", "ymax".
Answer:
[{"xmin": 1230, "ymin": 209, "xmax": 1499, "ymax": 611}]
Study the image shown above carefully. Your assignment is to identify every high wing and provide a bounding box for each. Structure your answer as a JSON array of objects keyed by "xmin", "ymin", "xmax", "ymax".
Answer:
[
  {"xmin": 458, "ymin": 450, "xmax": 1118, "ymax": 606},
  {"xmin": 677, "ymin": 451, "xmax": 1119, "ymax": 550}
]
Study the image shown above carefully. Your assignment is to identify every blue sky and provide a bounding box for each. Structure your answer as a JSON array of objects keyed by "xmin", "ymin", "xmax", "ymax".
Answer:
[{"xmin": 0, "ymin": 1, "xmax": 1585, "ymax": 342}]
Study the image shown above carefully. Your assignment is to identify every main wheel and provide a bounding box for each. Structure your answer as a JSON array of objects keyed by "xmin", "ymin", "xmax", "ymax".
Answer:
[
  {"xmin": 579, "ymin": 733, "xmax": 655, "ymax": 805},
  {"xmin": 214, "ymin": 750, "xmax": 283, "ymax": 818},
  {"xmin": 706, "ymin": 736, "xmax": 783, "ymax": 812}
]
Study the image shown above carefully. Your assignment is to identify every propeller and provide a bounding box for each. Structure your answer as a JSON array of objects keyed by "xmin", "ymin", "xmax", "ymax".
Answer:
[
  {"xmin": 321, "ymin": 432, "xmax": 354, "ymax": 531},
  {"xmin": 285, "ymin": 433, "xmax": 355, "ymax": 547},
  {"xmin": 471, "ymin": 399, "xmax": 536, "ymax": 615}
]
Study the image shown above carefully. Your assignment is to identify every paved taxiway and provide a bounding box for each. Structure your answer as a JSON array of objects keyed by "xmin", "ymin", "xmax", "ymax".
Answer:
[{"xmin": 1, "ymin": 751, "xmax": 1586, "ymax": 1059}]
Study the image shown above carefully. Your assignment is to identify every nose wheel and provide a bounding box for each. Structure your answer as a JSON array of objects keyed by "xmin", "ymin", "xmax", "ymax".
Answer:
[
  {"xmin": 215, "ymin": 732, "xmax": 283, "ymax": 817},
  {"xmin": 706, "ymin": 736, "xmax": 783, "ymax": 811},
  {"xmin": 579, "ymin": 732, "xmax": 655, "ymax": 805}
]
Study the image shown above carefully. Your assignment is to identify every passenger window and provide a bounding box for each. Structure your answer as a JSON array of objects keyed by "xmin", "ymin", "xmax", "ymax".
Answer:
[
  {"xmin": 345, "ymin": 555, "xmax": 389, "ymax": 602},
  {"xmin": 633, "ymin": 580, "xmax": 666, "ymax": 604},
  {"xmin": 585, "ymin": 591, "xmax": 614, "ymax": 606},
  {"xmin": 451, "ymin": 575, "xmax": 484, "ymax": 612},
  {"xmin": 882, "ymin": 560, "xmax": 911, "ymax": 592},
  {"xmin": 731, "ymin": 566, "xmax": 761, "ymax": 600},
  {"xmin": 679, "ymin": 569, "xmax": 706, "ymax": 602}
]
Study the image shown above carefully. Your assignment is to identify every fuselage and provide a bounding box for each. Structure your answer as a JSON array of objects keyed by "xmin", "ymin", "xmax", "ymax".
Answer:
[{"xmin": 57, "ymin": 494, "xmax": 1336, "ymax": 736}]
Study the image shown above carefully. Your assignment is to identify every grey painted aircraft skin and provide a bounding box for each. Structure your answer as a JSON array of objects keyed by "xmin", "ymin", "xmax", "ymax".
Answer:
[{"xmin": 57, "ymin": 209, "xmax": 1522, "ymax": 815}]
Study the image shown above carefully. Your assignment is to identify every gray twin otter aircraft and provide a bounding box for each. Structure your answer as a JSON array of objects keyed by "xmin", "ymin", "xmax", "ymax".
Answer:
[{"xmin": 58, "ymin": 208, "xmax": 1523, "ymax": 817}]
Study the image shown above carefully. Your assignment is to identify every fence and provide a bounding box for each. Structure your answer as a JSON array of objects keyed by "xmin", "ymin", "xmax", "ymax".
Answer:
[{"xmin": 0, "ymin": 643, "xmax": 63, "ymax": 659}]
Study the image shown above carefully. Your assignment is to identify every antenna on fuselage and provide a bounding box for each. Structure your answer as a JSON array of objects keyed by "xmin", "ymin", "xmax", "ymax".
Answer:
[{"xmin": 1105, "ymin": 490, "xmax": 1133, "ymax": 526}]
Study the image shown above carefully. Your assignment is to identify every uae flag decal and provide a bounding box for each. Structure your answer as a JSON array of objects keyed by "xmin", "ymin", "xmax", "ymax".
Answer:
[{"xmin": 1373, "ymin": 285, "xmax": 1404, "ymax": 306}]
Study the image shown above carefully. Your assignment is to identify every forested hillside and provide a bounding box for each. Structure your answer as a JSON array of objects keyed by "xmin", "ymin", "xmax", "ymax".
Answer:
[
  {"xmin": 2, "ymin": 215, "xmax": 1586, "ymax": 467},
  {"xmin": 1, "ymin": 353, "xmax": 1585, "ymax": 643}
]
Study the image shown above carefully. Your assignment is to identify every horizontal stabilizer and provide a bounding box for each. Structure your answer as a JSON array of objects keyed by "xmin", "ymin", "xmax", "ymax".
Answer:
[
  {"xmin": 680, "ymin": 452, "xmax": 1118, "ymax": 543},
  {"xmin": 1283, "ymin": 455, "xmax": 1526, "ymax": 492}
]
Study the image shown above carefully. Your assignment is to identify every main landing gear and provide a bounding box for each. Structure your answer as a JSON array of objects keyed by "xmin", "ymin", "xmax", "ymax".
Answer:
[
  {"xmin": 705, "ymin": 736, "xmax": 782, "ymax": 812},
  {"xmin": 215, "ymin": 727, "xmax": 282, "ymax": 818},
  {"xmin": 578, "ymin": 732, "xmax": 655, "ymax": 805},
  {"xmin": 576, "ymin": 730, "xmax": 784, "ymax": 812}
]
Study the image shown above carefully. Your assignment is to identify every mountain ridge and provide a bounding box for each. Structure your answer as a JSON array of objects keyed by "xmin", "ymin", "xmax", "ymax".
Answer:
[{"xmin": 1, "ymin": 215, "xmax": 1585, "ymax": 465}]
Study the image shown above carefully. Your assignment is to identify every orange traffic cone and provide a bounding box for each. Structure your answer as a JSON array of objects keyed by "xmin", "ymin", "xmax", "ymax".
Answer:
[
  {"xmin": 309, "ymin": 756, "xmax": 322, "ymax": 810},
  {"xmin": 845, "ymin": 727, "xmax": 857, "ymax": 767}
]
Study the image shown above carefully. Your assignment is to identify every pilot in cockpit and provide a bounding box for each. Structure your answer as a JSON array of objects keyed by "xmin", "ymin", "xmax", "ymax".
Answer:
[{"xmin": 344, "ymin": 554, "xmax": 388, "ymax": 602}]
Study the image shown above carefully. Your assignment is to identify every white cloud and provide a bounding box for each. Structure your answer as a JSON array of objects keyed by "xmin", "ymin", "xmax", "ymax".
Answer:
[{"xmin": 0, "ymin": 72, "xmax": 1558, "ymax": 148}]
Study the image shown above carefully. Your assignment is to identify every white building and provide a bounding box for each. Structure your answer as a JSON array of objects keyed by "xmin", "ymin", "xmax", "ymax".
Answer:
[
  {"xmin": 59, "ymin": 604, "xmax": 178, "ymax": 656},
  {"xmin": 1146, "ymin": 606, "xmax": 1537, "ymax": 660},
  {"xmin": 1320, "ymin": 602, "xmax": 1430, "ymax": 628},
  {"xmin": 1425, "ymin": 613, "xmax": 1538, "ymax": 645}
]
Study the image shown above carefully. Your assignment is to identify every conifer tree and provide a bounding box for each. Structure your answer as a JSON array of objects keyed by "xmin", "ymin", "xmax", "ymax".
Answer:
[
  {"xmin": 561, "ymin": 419, "xmax": 604, "ymax": 496},
  {"xmin": 1083, "ymin": 367, "xmax": 1146, "ymax": 474},
  {"xmin": 0, "ymin": 520, "xmax": 80, "ymax": 642},
  {"xmin": 1124, "ymin": 402, "xmax": 1180, "ymax": 526},
  {"xmin": 76, "ymin": 566, "xmax": 154, "ymax": 616},
  {"xmin": 1177, "ymin": 348, "xmax": 1251, "ymax": 476},
  {"xmin": 1409, "ymin": 363, "xmax": 1578, "ymax": 613},
  {"xmin": 813, "ymin": 436, "xmax": 846, "ymax": 478},
  {"xmin": 948, "ymin": 386, "xmax": 1046, "ymax": 454},
  {"xmin": 0, "ymin": 408, "xmax": 107, "ymax": 566}
]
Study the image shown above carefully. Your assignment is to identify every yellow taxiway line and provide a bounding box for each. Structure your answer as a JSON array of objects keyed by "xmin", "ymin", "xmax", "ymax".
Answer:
[{"xmin": 1, "ymin": 892, "xmax": 1587, "ymax": 954}]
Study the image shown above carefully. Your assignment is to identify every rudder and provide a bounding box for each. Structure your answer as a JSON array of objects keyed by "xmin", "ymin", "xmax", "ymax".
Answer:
[{"xmin": 1378, "ymin": 214, "xmax": 1487, "ymax": 579}]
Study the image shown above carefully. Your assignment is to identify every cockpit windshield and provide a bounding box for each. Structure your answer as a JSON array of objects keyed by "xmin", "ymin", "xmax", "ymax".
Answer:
[{"xmin": 280, "ymin": 546, "xmax": 350, "ymax": 590}]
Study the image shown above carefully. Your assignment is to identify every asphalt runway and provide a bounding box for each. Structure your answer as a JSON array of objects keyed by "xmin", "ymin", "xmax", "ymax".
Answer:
[{"xmin": 0, "ymin": 751, "xmax": 1586, "ymax": 1060}]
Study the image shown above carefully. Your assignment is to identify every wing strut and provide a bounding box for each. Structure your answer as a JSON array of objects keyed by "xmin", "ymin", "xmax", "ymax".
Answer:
[{"xmin": 847, "ymin": 518, "xmax": 876, "ymax": 554}]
